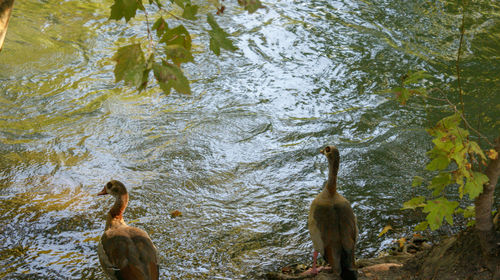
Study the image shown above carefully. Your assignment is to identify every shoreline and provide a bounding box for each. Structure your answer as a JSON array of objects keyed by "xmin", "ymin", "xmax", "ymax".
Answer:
[{"xmin": 266, "ymin": 228, "xmax": 497, "ymax": 280}]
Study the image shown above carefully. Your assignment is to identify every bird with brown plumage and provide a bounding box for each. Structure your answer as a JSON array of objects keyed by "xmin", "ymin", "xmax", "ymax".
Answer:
[
  {"xmin": 307, "ymin": 145, "xmax": 358, "ymax": 279},
  {"xmin": 0, "ymin": 0, "xmax": 14, "ymax": 52},
  {"xmin": 97, "ymin": 180, "xmax": 159, "ymax": 280}
]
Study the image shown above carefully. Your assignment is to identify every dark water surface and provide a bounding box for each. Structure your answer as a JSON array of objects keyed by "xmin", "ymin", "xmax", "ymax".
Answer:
[{"xmin": 0, "ymin": 0, "xmax": 498, "ymax": 279}]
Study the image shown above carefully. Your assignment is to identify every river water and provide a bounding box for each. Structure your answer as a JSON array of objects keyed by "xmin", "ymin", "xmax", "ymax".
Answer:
[{"xmin": 0, "ymin": 0, "xmax": 498, "ymax": 279}]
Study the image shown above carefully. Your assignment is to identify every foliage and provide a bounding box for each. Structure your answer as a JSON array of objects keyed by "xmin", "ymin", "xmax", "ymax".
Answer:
[
  {"xmin": 378, "ymin": 225, "xmax": 393, "ymax": 237},
  {"xmin": 110, "ymin": 0, "xmax": 145, "ymax": 22},
  {"xmin": 397, "ymin": 71, "xmax": 492, "ymax": 231},
  {"xmin": 108, "ymin": 0, "xmax": 264, "ymax": 94},
  {"xmin": 207, "ymin": 14, "xmax": 237, "ymax": 56},
  {"xmin": 112, "ymin": 44, "xmax": 147, "ymax": 88}
]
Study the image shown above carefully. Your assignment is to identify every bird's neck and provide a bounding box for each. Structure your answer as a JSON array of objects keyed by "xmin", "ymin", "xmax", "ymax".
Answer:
[
  {"xmin": 326, "ymin": 158, "xmax": 339, "ymax": 195},
  {"xmin": 105, "ymin": 194, "xmax": 128, "ymax": 230}
]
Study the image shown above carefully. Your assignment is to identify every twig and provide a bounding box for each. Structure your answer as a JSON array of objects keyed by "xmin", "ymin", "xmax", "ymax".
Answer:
[
  {"xmin": 156, "ymin": 2, "xmax": 186, "ymax": 22},
  {"xmin": 164, "ymin": 9, "xmax": 184, "ymax": 21},
  {"xmin": 426, "ymin": 88, "xmax": 494, "ymax": 147},
  {"xmin": 142, "ymin": 4, "xmax": 154, "ymax": 54},
  {"xmin": 456, "ymin": 2, "xmax": 466, "ymax": 113}
]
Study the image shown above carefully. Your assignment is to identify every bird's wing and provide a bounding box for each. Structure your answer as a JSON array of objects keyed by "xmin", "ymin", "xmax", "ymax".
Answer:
[{"xmin": 100, "ymin": 228, "xmax": 159, "ymax": 280}]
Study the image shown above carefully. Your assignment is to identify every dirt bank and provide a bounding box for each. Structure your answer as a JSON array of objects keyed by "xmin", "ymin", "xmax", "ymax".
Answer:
[{"xmin": 266, "ymin": 228, "xmax": 498, "ymax": 280}]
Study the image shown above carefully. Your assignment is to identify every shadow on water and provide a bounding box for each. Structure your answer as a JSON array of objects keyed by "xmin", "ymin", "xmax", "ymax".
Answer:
[{"xmin": 0, "ymin": 0, "xmax": 498, "ymax": 279}]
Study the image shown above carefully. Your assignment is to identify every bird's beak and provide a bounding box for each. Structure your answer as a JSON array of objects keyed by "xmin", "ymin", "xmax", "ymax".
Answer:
[
  {"xmin": 320, "ymin": 149, "xmax": 325, "ymax": 155},
  {"xmin": 97, "ymin": 187, "xmax": 108, "ymax": 196}
]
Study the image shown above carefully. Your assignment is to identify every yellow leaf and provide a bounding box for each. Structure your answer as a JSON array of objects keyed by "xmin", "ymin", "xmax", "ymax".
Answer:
[
  {"xmin": 170, "ymin": 210, "xmax": 182, "ymax": 218},
  {"xmin": 398, "ymin": 237, "xmax": 407, "ymax": 248},
  {"xmin": 487, "ymin": 149, "xmax": 498, "ymax": 160},
  {"xmin": 378, "ymin": 225, "xmax": 393, "ymax": 237},
  {"xmin": 465, "ymin": 163, "xmax": 472, "ymax": 170}
]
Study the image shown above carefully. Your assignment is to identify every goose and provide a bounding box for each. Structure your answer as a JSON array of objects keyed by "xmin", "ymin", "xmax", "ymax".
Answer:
[
  {"xmin": 0, "ymin": 0, "xmax": 14, "ymax": 51},
  {"xmin": 97, "ymin": 180, "xmax": 159, "ymax": 280},
  {"xmin": 307, "ymin": 145, "xmax": 358, "ymax": 279}
]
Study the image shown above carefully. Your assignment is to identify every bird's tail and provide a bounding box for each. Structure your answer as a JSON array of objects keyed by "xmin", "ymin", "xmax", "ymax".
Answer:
[
  {"xmin": 340, "ymin": 249, "xmax": 358, "ymax": 280},
  {"xmin": 340, "ymin": 268, "xmax": 358, "ymax": 280}
]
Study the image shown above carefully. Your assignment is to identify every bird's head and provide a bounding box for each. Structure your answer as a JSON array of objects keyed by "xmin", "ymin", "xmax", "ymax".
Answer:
[
  {"xmin": 98, "ymin": 180, "xmax": 128, "ymax": 197},
  {"xmin": 320, "ymin": 145, "xmax": 340, "ymax": 163}
]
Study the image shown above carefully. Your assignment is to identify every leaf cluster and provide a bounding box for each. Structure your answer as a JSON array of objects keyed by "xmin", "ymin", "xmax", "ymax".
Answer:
[
  {"xmin": 396, "ymin": 72, "xmax": 490, "ymax": 231},
  {"xmin": 109, "ymin": 0, "xmax": 264, "ymax": 94}
]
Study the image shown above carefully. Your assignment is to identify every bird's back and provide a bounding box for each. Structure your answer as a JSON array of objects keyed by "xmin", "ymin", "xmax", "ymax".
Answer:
[
  {"xmin": 99, "ymin": 225, "xmax": 159, "ymax": 280},
  {"xmin": 308, "ymin": 189, "xmax": 357, "ymax": 260}
]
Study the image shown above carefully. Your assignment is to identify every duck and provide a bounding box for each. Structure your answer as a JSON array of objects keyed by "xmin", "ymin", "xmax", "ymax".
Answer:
[
  {"xmin": 97, "ymin": 180, "xmax": 159, "ymax": 280},
  {"xmin": 0, "ymin": 0, "xmax": 14, "ymax": 52},
  {"xmin": 307, "ymin": 145, "xmax": 358, "ymax": 279}
]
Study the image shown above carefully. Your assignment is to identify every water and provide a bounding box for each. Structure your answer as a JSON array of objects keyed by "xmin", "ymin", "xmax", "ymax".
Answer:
[{"xmin": 0, "ymin": 0, "xmax": 498, "ymax": 279}]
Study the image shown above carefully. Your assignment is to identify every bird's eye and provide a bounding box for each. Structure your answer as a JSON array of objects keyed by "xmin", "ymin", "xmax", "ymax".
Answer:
[
  {"xmin": 325, "ymin": 146, "xmax": 331, "ymax": 153},
  {"xmin": 106, "ymin": 182, "xmax": 112, "ymax": 189}
]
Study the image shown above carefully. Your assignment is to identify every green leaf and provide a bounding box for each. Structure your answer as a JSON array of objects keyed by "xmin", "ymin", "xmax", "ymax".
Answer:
[
  {"xmin": 150, "ymin": 0, "xmax": 162, "ymax": 7},
  {"xmin": 112, "ymin": 44, "xmax": 147, "ymax": 88},
  {"xmin": 454, "ymin": 172, "xmax": 464, "ymax": 185},
  {"xmin": 466, "ymin": 220, "xmax": 476, "ymax": 227},
  {"xmin": 161, "ymin": 25, "xmax": 192, "ymax": 50},
  {"xmin": 182, "ymin": 4, "xmax": 198, "ymax": 20},
  {"xmin": 426, "ymin": 155, "xmax": 450, "ymax": 171},
  {"xmin": 110, "ymin": 0, "xmax": 144, "ymax": 22},
  {"xmin": 172, "ymin": 0, "xmax": 189, "ymax": 8},
  {"xmin": 152, "ymin": 17, "xmax": 168, "ymax": 37},
  {"xmin": 402, "ymin": 196, "xmax": 426, "ymax": 210},
  {"xmin": 207, "ymin": 14, "xmax": 237, "ymax": 56},
  {"xmin": 428, "ymin": 172, "xmax": 452, "ymax": 196},
  {"xmin": 165, "ymin": 45, "xmax": 194, "ymax": 65},
  {"xmin": 459, "ymin": 205, "xmax": 476, "ymax": 228},
  {"xmin": 436, "ymin": 113, "xmax": 461, "ymax": 131},
  {"xmin": 468, "ymin": 140, "xmax": 486, "ymax": 161},
  {"xmin": 450, "ymin": 145, "xmax": 467, "ymax": 171},
  {"xmin": 412, "ymin": 176, "xmax": 424, "ymax": 187},
  {"xmin": 455, "ymin": 172, "xmax": 466, "ymax": 198},
  {"xmin": 137, "ymin": 54, "xmax": 154, "ymax": 92},
  {"xmin": 414, "ymin": 221, "xmax": 429, "ymax": 231},
  {"xmin": 153, "ymin": 60, "xmax": 191, "ymax": 95},
  {"xmin": 403, "ymin": 70, "xmax": 432, "ymax": 85},
  {"xmin": 430, "ymin": 139, "xmax": 454, "ymax": 156},
  {"xmin": 423, "ymin": 197, "xmax": 459, "ymax": 230},
  {"xmin": 237, "ymin": 0, "xmax": 264, "ymax": 13},
  {"xmin": 463, "ymin": 205, "xmax": 475, "ymax": 218},
  {"xmin": 464, "ymin": 171, "xmax": 488, "ymax": 199}
]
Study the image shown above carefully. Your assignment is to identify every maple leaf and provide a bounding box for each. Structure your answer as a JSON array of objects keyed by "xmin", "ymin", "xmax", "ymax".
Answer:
[
  {"xmin": 112, "ymin": 44, "xmax": 147, "ymax": 88},
  {"xmin": 110, "ymin": 0, "xmax": 145, "ymax": 22},
  {"xmin": 153, "ymin": 60, "xmax": 191, "ymax": 95},
  {"xmin": 207, "ymin": 14, "xmax": 237, "ymax": 56},
  {"xmin": 423, "ymin": 197, "xmax": 459, "ymax": 230}
]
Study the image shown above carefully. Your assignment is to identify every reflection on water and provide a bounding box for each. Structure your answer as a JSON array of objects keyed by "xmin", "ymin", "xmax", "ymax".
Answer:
[{"xmin": 0, "ymin": 0, "xmax": 498, "ymax": 279}]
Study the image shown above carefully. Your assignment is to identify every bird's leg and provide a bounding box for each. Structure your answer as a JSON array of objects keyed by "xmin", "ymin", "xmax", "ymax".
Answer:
[
  {"xmin": 301, "ymin": 251, "xmax": 320, "ymax": 276},
  {"xmin": 312, "ymin": 250, "xmax": 319, "ymax": 274}
]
